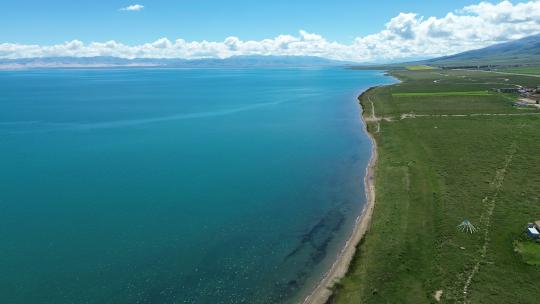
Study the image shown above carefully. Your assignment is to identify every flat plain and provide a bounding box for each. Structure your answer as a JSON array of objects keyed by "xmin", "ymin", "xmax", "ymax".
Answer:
[
  {"xmin": 330, "ymin": 69, "xmax": 540, "ymax": 303},
  {"xmin": 499, "ymin": 67, "xmax": 540, "ymax": 76}
]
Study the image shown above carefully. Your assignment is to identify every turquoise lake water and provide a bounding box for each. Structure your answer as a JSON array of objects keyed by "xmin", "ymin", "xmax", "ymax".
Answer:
[{"xmin": 0, "ymin": 68, "xmax": 395, "ymax": 303}]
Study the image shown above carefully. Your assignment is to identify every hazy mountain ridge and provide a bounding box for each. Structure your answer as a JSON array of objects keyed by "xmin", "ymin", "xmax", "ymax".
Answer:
[
  {"xmin": 0, "ymin": 55, "xmax": 353, "ymax": 69},
  {"xmin": 5, "ymin": 33, "xmax": 540, "ymax": 70},
  {"xmin": 422, "ymin": 34, "xmax": 540, "ymax": 66}
]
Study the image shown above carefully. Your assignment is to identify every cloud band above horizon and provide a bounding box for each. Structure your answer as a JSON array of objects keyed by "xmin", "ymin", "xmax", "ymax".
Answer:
[{"xmin": 1, "ymin": 1, "xmax": 540, "ymax": 62}]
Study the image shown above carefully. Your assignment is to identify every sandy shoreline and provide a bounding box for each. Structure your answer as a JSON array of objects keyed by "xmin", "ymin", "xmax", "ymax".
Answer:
[{"xmin": 303, "ymin": 88, "xmax": 378, "ymax": 304}]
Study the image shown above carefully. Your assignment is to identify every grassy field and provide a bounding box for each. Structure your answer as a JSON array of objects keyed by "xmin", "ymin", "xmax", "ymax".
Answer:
[
  {"xmin": 499, "ymin": 67, "xmax": 540, "ymax": 76},
  {"xmin": 514, "ymin": 240, "xmax": 540, "ymax": 266},
  {"xmin": 392, "ymin": 91, "xmax": 493, "ymax": 97},
  {"xmin": 329, "ymin": 69, "xmax": 540, "ymax": 303}
]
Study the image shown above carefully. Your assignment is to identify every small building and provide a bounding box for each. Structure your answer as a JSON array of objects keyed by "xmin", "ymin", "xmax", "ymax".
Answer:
[
  {"xmin": 498, "ymin": 88, "xmax": 520, "ymax": 93},
  {"xmin": 528, "ymin": 227, "xmax": 539, "ymax": 239},
  {"xmin": 514, "ymin": 101, "xmax": 529, "ymax": 107},
  {"xmin": 527, "ymin": 220, "xmax": 540, "ymax": 239}
]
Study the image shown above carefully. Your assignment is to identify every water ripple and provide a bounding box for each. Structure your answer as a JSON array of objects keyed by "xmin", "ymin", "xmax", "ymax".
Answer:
[{"xmin": 1, "ymin": 99, "xmax": 291, "ymax": 134}]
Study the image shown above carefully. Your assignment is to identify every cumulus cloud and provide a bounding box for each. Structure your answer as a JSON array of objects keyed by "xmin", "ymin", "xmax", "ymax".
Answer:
[
  {"xmin": 2, "ymin": 0, "xmax": 540, "ymax": 62},
  {"xmin": 120, "ymin": 4, "xmax": 144, "ymax": 11}
]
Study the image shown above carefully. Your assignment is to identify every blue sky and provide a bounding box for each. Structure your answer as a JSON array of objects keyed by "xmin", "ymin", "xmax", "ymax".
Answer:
[
  {"xmin": 1, "ymin": 1, "xmax": 540, "ymax": 62},
  {"xmin": 2, "ymin": 0, "xmax": 493, "ymax": 44}
]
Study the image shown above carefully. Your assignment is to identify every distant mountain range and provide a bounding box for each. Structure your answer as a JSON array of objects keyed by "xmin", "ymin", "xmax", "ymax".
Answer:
[
  {"xmin": 420, "ymin": 34, "xmax": 540, "ymax": 67},
  {"xmin": 0, "ymin": 55, "xmax": 353, "ymax": 69},
  {"xmin": 4, "ymin": 34, "xmax": 540, "ymax": 70}
]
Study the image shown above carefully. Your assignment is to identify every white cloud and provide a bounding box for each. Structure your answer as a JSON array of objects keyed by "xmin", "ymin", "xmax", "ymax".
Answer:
[
  {"xmin": 120, "ymin": 4, "xmax": 144, "ymax": 11},
  {"xmin": 2, "ymin": 0, "xmax": 540, "ymax": 62}
]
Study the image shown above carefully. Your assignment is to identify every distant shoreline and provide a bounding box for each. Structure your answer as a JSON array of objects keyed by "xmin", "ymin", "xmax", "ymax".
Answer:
[
  {"xmin": 0, "ymin": 55, "xmax": 354, "ymax": 71},
  {"xmin": 0, "ymin": 63, "xmax": 161, "ymax": 70},
  {"xmin": 303, "ymin": 86, "xmax": 380, "ymax": 304}
]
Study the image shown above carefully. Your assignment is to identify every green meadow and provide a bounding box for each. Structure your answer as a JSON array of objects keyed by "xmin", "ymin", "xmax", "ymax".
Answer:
[
  {"xmin": 499, "ymin": 67, "xmax": 540, "ymax": 76},
  {"xmin": 392, "ymin": 91, "xmax": 492, "ymax": 97},
  {"xmin": 330, "ymin": 69, "xmax": 540, "ymax": 303},
  {"xmin": 514, "ymin": 240, "xmax": 540, "ymax": 266}
]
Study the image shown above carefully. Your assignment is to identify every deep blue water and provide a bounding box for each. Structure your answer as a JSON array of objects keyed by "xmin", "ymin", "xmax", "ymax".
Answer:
[{"xmin": 0, "ymin": 68, "xmax": 395, "ymax": 303}]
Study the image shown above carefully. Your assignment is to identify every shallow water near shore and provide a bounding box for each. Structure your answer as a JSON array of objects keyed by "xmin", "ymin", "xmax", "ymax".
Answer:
[{"xmin": 0, "ymin": 68, "xmax": 395, "ymax": 303}]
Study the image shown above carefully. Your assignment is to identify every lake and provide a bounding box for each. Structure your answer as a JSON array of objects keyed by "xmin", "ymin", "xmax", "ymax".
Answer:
[{"xmin": 0, "ymin": 68, "xmax": 395, "ymax": 303}]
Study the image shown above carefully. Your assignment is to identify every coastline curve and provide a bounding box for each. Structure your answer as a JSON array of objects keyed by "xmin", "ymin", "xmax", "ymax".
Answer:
[{"xmin": 303, "ymin": 86, "xmax": 380, "ymax": 304}]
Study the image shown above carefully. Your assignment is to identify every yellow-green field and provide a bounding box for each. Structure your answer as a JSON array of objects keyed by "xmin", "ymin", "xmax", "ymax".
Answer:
[{"xmin": 405, "ymin": 65, "xmax": 436, "ymax": 71}]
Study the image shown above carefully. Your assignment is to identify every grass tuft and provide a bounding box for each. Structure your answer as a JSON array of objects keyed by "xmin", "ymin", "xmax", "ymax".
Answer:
[{"xmin": 514, "ymin": 240, "xmax": 540, "ymax": 266}]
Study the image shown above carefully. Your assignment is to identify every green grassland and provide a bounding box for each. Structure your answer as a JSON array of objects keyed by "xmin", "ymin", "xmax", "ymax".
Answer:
[
  {"xmin": 330, "ymin": 69, "xmax": 540, "ymax": 303},
  {"xmin": 514, "ymin": 240, "xmax": 540, "ymax": 266},
  {"xmin": 498, "ymin": 67, "xmax": 540, "ymax": 76},
  {"xmin": 392, "ymin": 91, "xmax": 493, "ymax": 97}
]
